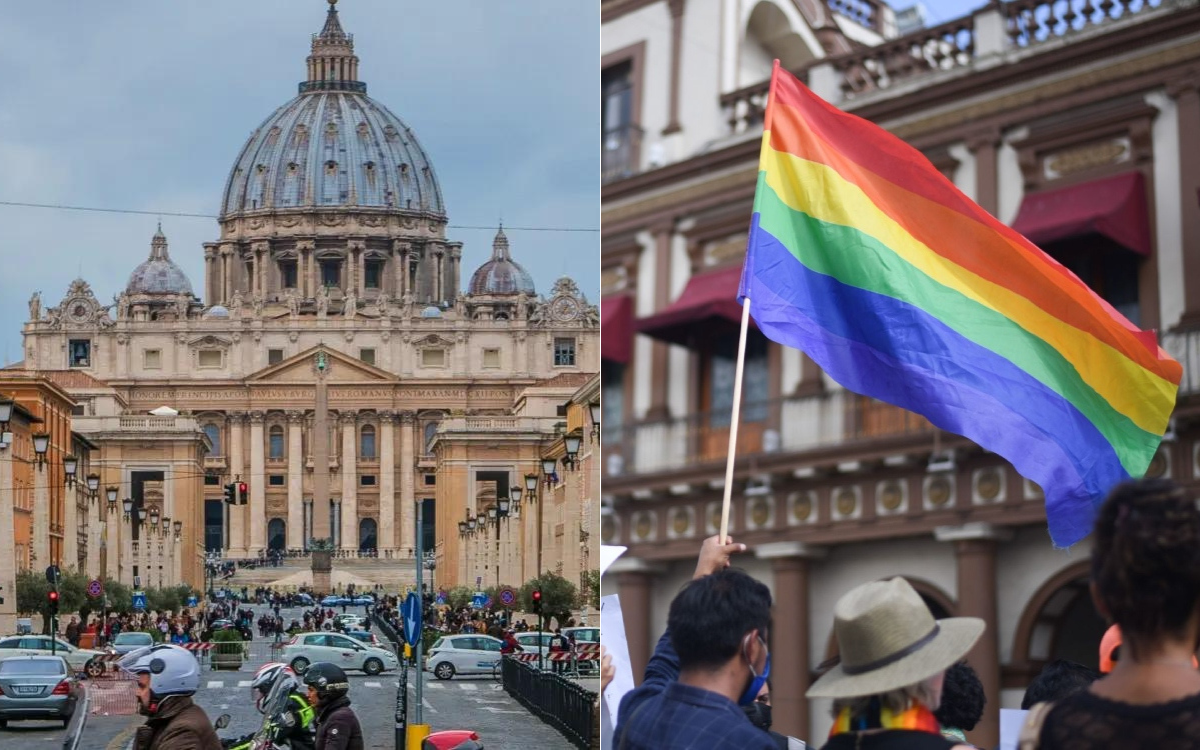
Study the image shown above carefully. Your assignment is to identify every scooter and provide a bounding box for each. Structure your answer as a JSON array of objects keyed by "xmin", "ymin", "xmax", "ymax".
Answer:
[{"xmin": 215, "ymin": 669, "xmax": 301, "ymax": 750}]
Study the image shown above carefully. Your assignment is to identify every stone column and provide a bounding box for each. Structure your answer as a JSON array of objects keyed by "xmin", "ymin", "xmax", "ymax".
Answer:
[
  {"xmin": 663, "ymin": 0, "xmax": 685, "ymax": 135},
  {"xmin": 432, "ymin": 249, "xmax": 444, "ymax": 303},
  {"xmin": 105, "ymin": 510, "xmax": 119, "ymax": 582},
  {"xmin": 248, "ymin": 412, "xmax": 266, "ymax": 554},
  {"xmin": 297, "ymin": 241, "xmax": 314, "ymax": 299},
  {"xmin": 936, "ymin": 523, "xmax": 1008, "ymax": 749},
  {"xmin": 647, "ymin": 222, "xmax": 674, "ymax": 420},
  {"xmin": 610, "ymin": 560, "xmax": 659, "ymax": 684},
  {"xmin": 220, "ymin": 246, "xmax": 234, "ymax": 302},
  {"xmin": 967, "ymin": 129, "xmax": 1001, "ymax": 217},
  {"xmin": 1169, "ymin": 75, "xmax": 1200, "ymax": 328},
  {"xmin": 399, "ymin": 411, "xmax": 415, "ymax": 557},
  {"xmin": 340, "ymin": 412, "xmax": 358, "ymax": 552},
  {"xmin": 757, "ymin": 542, "xmax": 824, "ymax": 740},
  {"xmin": 393, "ymin": 242, "xmax": 408, "ymax": 298},
  {"xmin": 379, "ymin": 412, "xmax": 397, "ymax": 553},
  {"xmin": 63, "ymin": 486, "xmax": 78, "ymax": 571},
  {"xmin": 33, "ymin": 463, "xmax": 49, "ymax": 567},
  {"xmin": 287, "ymin": 411, "xmax": 304, "ymax": 550},
  {"xmin": 0, "ymin": 440, "xmax": 16, "ymax": 630},
  {"xmin": 227, "ymin": 413, "xmax": 246, "ymax": 557},
  {"xmin": 87, "ymin": 496, "xmax": 100, "ymax": 577}
]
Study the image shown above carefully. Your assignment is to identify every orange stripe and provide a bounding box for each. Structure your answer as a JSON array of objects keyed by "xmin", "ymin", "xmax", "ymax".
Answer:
[{"xmin": 766, "ymin": 95, "xmax": 1179, "ymax": 383}]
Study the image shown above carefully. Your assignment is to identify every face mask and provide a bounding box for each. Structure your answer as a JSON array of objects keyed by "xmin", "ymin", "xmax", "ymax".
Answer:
[
  {"xmin": 742, "ymin": 701, "xmax": 773, "ymax": 731},
  {"xmin": 737, "ymin": 636, "xmax": 772, "ymax": 706}
]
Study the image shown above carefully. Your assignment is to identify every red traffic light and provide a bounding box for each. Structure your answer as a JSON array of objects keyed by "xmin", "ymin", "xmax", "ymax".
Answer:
[
  {"xmin": 532, "ymin": 590, "xmax": 541, "ymax": 601},
  {"xmin": 48, "ymin": 591, "xmax": 58, "ymax": 602},
  {"xmin": 238, "ymin": 482, "xmax": 247, "ymax": 493}
]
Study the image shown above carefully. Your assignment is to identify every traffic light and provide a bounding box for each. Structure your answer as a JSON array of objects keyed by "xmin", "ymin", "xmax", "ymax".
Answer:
[
  {"xmin": 531, "ymin": 589, "xmax": 542, "ymax": 615},
  {"xmin": 47, "ymin": 590, "xmax": 59, "ymax": 616},
  {"xmin": 223, "ymin": 483, "xmax": 236, "ymax": 505},
  {"xmin": 237, "ymin": 482, "xmax": 248, "ymax": 505}
]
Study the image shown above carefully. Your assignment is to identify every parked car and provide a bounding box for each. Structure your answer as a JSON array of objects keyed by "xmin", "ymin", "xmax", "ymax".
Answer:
[
  {"xmin": 294, "ymin": 593, "xmax": 315, "ymax": 606},
  {"xmin": 281, "ymin": 632, "xmax": 399, "ymax": 676},
  {"xmin": 563, "ymin": 627, "xmax": 599, "ymax": 645},
  {"xmin": 320, "ymin": 595, "xmax": 348, "ymax": 607},
  {"xmin": 0, "ymin": 636, "xmax": 104, "ymax": 678},
  {"xmin": 425, "ymin": 635, "xmax": 503, "ymax": 680},
  {"xmin": 333, "ymin": 614, "xmax": 367, "ymax": 631},
  {"xmin": 513, "ymin": 632, "xmax": 553, "ymax": 657},
  {"xmin": 0, "ymin": 656, "xmax": 83, "ymax": 728},
  {"xmin": 107, "ymin": 632, "xmax": 155, "ymax": 656},
  {"xmin": 351, "ymin": 595, "xmax": 375, "ymax": 606},
  {"xmin": 345, "ymin": 630, "xmax": 381, "ymax": 648}
]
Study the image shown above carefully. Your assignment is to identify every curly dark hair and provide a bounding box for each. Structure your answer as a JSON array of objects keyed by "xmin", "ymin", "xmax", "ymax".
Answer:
[
  {"xmin": 1091, "ymin": 478, "xmax": 1200, "ymax": 658},
  {"xmin": 933, "ymin": 660, "xmax": 985, "ymax": 731}
]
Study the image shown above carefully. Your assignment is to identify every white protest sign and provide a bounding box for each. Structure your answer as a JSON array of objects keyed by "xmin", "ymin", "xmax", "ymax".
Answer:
[
  {"xmin": 600, "ymin": 593, "xmax": 636, "ymax": 729},
  {"xmin": 999, "ymin": 708, "xmax": 1029, "ymax": 750},
  {"xmin": 600, "ymin": 545, "xmax": 627, "ymax": 577}
]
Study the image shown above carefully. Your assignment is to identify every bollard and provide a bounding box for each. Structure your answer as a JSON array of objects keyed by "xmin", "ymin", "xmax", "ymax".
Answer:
[{"xmin": 406, "ymin": 724, "xmax": 430, "ymax": 750}]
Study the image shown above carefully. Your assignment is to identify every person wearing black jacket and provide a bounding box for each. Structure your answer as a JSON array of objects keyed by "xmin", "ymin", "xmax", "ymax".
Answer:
[{"xmin": 303, "ymin": 662, "xmax": 364, "ymax": 750}]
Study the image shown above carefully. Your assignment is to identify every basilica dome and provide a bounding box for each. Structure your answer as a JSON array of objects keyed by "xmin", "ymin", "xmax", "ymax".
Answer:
[
  {"xmin": 126, "ymin": 225, "xmax": 194, "ymax": 296},
  {"xmin": 468, "ymin": 227, "xmax": 536, "ymax": 296},
  {"xmin": 219, "ymin": 2, "xmax": 444, "ymax": 218}
]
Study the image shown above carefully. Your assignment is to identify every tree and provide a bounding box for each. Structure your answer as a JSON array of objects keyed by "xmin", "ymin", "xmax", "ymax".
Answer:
[
  {"xmin": 447, "ymin": 585, "xmax": 473, "ymax": 610},
  {"xmin": 520, "ymin": 572, "xmax": 577, "ymax": 629},
  {"xmin": 580, "ymin": 569, "xmax": 600, "ymax": 610},
  {"xmin": 105, "ymin": 581, "xmax": 133, "ymax": 615},
  {"xmin": 16, "ymin": 568, "xmax": 87, "ymax": 634}
]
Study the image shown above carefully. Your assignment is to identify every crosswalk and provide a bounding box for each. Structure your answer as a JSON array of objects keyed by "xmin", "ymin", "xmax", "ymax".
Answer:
[{"xmin": 197, "ymin": 679, "xmax": 505, "ymax": 692}]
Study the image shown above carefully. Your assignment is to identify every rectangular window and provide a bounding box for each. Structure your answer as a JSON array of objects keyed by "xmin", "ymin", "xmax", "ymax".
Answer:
[
  {"xmin": 143, "ymin": 349, "xmax": 162, "ymax": 369},
  {"xmin": 280, "ymin": 260, "xmax": 298, "ymax": 289},
  {"xmin": 320, "ymin": 259, "xmax": 340, "ymax": 288},
  {"xmin": 71, "ymin": 404, "xmax": 86, "ymax": 417},
  {"xmin": 422, "ymin": 349, "xmax": 445, "ymax": 368},
  {"xmin": 482, "ymin": 348, "xmax": 500, "ymax": 369},
  {"xmin": 602, "ymin": 59, "xmax": 638, "ymax": 181},
  {"xmin": 557, "ymin": 403, "xmax": 569, "ymax": 417},
  {"xmin": 364, "ymin": 260, "xmax": 382, "ymax": 289},
  {"xmin": 198, "ymin": 350, "xmax": 222, "ymax": 368},
  {"xmin": 268, "ymin": 475, "xmax": 285, "ymax": 487},
  {"xmin": 423, "ymin": 474, "xmax": 436, "ymax": 486},
  {"xmin": 268, "ymin": 349, "xmax": 284, "ymax": 366},
  {"xmin": 602, "ymin": 360, "xmax": 625, "ymax": 443},
  {"xmin": 553, "ymin": 338, "xmax": 576, "ymax": 367},
  {"xmin": 204, "ymin": 474, "xmax": 221, "ymax": 486},
  {"xmin": 360, "ymin": 475, "xmax": 377, "ymax": 487},
  {"xmin": 359, "ymin": 348, "xmax": 375, "ymax": 366},
  {"xmin": 68, "ymin": 340, "xmax": 91, "ymax": 368}
]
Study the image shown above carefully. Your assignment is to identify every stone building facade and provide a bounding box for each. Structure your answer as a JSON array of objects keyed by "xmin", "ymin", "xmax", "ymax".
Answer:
[
  {"xmin": 602, "ymin": 0, "xmax": 1200, "ymax": 746},
  {"xmin": 16, "ymin": 1, "xmax": 598, "ymax": 591}
]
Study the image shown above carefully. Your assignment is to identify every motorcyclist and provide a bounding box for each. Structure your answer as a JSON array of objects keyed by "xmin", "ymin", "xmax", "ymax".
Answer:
[
  {"xmin": 223, "ymin": 662, "xmax": 317, "ymax": 750},
  {"xmin": 119, "ymin": 643, "xmax": 222, "ymax": 750},
  {"xmin": 302, "ymin": 662, "xmax": 363, "ymax": 750}
]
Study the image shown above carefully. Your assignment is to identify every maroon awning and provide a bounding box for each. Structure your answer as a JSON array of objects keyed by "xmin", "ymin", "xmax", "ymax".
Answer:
[
  {"xmin": 635, "ymin": 265, "xmax": 753, "ymax": 346},
  {"xmin": 601, "ymin": 295, "xmax": 634, "ymax": 364},
  {"xmin": 1011, "ymin": 171, "xmax": 1151, "ymax": 256}
]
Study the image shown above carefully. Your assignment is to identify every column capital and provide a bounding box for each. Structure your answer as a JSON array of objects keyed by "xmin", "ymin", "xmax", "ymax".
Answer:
[
  {"xmin": 348, "ymin": 240, "xmax": 367, "ymax": 253},
  {"xmin": 964, "ymin": 126, "xmax": 1002, "ymax": 152},
  {"xmin": 295, "ymin": 240, "xmax": 315, "ymax": 252},
  {"xmin": 378, "ymin": 411, "xmax": 398, "ymax": 424},
  {"xmin": 250, "ymin": 240, "xmax": 270, "ymax": 254},
  {"xmin": 286, "ymin": 410, "xmax": 305, "ymax": 423},
  {"xmin": 338, "ymin": 410, "xmax": 359, "ymax": 425},
  {"xmin": 398, "ymin": 410, "xmax": 416, "ymax": 424},
  {"xmin": 934, "ymin": 522, "xmax": 1012, "ymax": 543},
  {"xmin": 227, "ymin": 411, "xmax": 247, "ymax": 424},
  {"xmin": 754, "ymin": 541, "xmax": 827, "ymax": 560},
  {"xmin": 1166, "ymin": 69, "xmax": 1200, "ymax": 99},
  {"xmin": 248, "ymin": 411, "xmax": 266, "ymax": 424}
]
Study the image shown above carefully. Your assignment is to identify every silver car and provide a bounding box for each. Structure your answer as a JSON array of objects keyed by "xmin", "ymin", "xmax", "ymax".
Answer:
[
  {"xmin": 108, "ymin": 632, "xmax": 155, "ymax": 656},
  {"xmin": 0, "ymin": 656, "xmax": 82, "ymax": 728},
  {"xmin": 0, "ymin": 636, "xmax": 104, "ymax": 677},
  {"xmin": 281, "ymin": 632, "xmax": 399, "ymax": 675},
  {"xmin": 426, "ymin": 635, "xmax": 503, "ymax": 680}
]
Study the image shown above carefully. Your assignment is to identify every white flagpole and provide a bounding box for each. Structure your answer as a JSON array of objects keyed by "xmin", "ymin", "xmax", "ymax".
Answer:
[{"xmin": 719, "ymin": 297, "xmax": 753, "ymax": 544}]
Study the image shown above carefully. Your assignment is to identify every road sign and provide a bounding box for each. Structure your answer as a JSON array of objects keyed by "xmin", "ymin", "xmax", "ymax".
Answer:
[
  {"xmin": 471, "ymin": 592, "xmax": 490, "ymax": 609},
  {"xmin": 86, "ymin": 579, "xmax": 103, "ymax": 598},
  {"xmin": 498, "ymin": 587, "xmax": 516, "ymax": 608},
  {"xmin": 186, "ymin": 595, "xmax": 198, "ymax": 607},
  {"xmin": 434, "ymin": 589, "xmax": 447, "ymax": 606},
  {"xmin": 132, "ymin": 591, "xmax": 147, "ymax": 611},
  {"xmin": 401, "ymin": 592, "xmax": 422, "ymax": 647},
  {"xmin": 45, "ymin": 566, "xmax": 60, "ymax": 585}
]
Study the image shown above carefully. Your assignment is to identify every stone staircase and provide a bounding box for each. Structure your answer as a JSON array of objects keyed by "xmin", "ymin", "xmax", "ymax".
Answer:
[{"xmin": 219, "ymin": 557, "xmax": 419, "ymax": 592}]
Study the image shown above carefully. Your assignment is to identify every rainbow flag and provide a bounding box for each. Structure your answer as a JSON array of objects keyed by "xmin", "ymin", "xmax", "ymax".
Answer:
[{"xmin": 738, "ymin": 62, "xmax": 1181, "ymax": 547}]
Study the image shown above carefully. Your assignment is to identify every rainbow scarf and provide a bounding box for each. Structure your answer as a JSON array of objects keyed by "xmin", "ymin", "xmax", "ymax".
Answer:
[{"xmin": 829, "ymin": 698, "xmax": 942, "ymax": 738}]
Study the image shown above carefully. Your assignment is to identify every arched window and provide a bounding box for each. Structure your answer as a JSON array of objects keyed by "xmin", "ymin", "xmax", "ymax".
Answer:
[
  {"xmin": 360, "ymin": 425, "xmax": 376, "ymax": 459},
  {"xmin": 203, "ymin": 423, "xmax": 221, "ymax": 456},
  {"xmin": 268, "ymin": 425, "xmax": 285, "ymax": 459},
  {"xmin": 267, "ymin": 518, "xmax": 286, "ymax": 552},
  {"xmin": 359, "ymin": 518, "xmax": 377, "ymax": 552},
  {"xmin": 424, "ymin": 422, "xmax": 438, "ymax": 453}
]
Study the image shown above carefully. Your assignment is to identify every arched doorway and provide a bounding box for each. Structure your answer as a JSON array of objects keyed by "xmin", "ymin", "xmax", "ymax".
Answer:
[
  {"xmin": 359, "ymin": 518, "xmax": 377, "ymax": 552},
  {"xmin": 1012, "ymin": 561, "xmax": 1106, "ymax": 681},
  {"xmin": 267, "ymin": 518, "xmax": 286, "ymax": 552}
]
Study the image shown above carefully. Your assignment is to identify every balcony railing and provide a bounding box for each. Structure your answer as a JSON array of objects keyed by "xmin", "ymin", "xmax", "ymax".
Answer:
[
  {"xmin": 1161, "ymin": 328, "xmax": 1200, "ymax": 397},
  {"xmin": 834, "ymin": 14, "xmax": 975, "ymax": 97},
  {"xmin": 602, "ymin": 123, "xmax": 643, "ymax": 184},
  {"xmin": 604, "ymin": 391, "xmax": 933, "ymax": 477},
  {"xmin": 1005, "ymin": 0, "xmax": 1163, "ymax": 47}
]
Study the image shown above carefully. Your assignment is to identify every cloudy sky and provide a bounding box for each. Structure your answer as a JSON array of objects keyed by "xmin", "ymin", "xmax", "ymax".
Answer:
[{"xmin": 0, "ymin": 1, "xmax": 599, "ymax": 364}]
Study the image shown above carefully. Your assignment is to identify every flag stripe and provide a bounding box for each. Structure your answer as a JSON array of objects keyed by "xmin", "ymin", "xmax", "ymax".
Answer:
[
  {"xmin": 741, "ymin": 223, "xmax": 1111, "ymax": 544},
  {"xmin": 767, "ymin": 74, "xmax": 1178, "ymax": 379},
  {"xmin": 758, "ymin": 145, "xmax": 1175, "ymax": 437},
  {"xmin": 754, "ymin": 180, "xmax": 1157, "ymax": 474}
]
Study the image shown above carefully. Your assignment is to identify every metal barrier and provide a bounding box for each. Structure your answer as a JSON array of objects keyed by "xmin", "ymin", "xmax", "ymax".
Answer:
[{"xmin": 502, "ymin": 655, "xmax": 597, "ymax": 750}]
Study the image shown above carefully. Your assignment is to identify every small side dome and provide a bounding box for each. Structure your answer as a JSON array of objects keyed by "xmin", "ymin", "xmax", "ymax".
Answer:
[
  {"xmin": 126, "ymin": 224, "xmax": 194, "ymax": 296},
  {"xmin": 420, "ymin": 305, "xmax": 442, "ymax": 318},
  {"xmin": 203, "ymin": 305, "xmax": 231, "ymax": 319},
  {"xmin": 468, "ymin": 227, "xmax": 535, "ymax": 296}
]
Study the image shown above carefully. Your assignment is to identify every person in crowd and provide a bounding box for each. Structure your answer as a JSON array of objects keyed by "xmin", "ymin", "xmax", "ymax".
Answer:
[
  {"xmin": 65, "ymin": 616, "xmax": 80, "ymax": 647},
  {"xmin": 1025, "ymin": 478, "xmax": 1200, "ymax": 748},
  {"xmin": 303, "ymin": 662, "xmax": 363, "ymax": 750},
  {"xmin": 170, "ymin": 625, "xmax": 191, "ymax": 646},
  {"xmin": 120, "ymin": 644, "xmax": 222, "ymax": 750},
  {"xmin": 500, "ymin": 630, "xmax": 523, "ymax": 655},
  {"xmin": 746, "ymin": 681, "xmax": 807, "ymax": 750},
  {"xmin": 1020, "ymin": 660, "xmax": 1100, "ymax": 710},
  {"xmin": 615, "ymin": 535, "xmax": 777, "ymax": 749},
  {"xmin": 933, "ymin": 661, "xmax": 985, "ymax": 746},
  {"xmin": 549, "ymin": 627, "xmax": 568, "ymax": 674},
  {"xmin": 806, "ymin": 577, "xmax": 983, "ymax": 750}
]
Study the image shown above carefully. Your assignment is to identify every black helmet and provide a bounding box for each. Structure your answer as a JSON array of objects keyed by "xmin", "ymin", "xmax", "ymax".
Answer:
[{"xmin": 302, "ymin": 662, "xmax": 350, "ymax": 702}]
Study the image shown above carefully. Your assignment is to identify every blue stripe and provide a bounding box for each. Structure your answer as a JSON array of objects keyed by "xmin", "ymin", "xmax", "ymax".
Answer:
[{"xmin": 739, "ymin": 215, "xmax": 1127, "ymax": 547}]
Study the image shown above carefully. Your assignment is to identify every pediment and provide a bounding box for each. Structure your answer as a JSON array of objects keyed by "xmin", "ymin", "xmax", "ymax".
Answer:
[{"xmin": 247, "ymin": 345, "xmax": 396, "ymax": 383}]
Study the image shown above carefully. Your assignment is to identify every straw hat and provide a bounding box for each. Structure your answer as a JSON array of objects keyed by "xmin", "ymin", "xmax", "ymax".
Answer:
[{"xmin": 807, "ymin": 578, "xmax": 984, "ymax": 699}]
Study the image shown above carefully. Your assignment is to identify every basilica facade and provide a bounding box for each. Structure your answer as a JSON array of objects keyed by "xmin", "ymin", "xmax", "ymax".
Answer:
[{"xmin": 16, "ymin": 2, "xmax": 598, "ymax": 591}]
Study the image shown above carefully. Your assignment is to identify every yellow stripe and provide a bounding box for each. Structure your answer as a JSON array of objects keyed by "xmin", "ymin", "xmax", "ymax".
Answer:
[{"xmin": 761, "ymin": 141, "xmax": 1176, "ymax": 434}]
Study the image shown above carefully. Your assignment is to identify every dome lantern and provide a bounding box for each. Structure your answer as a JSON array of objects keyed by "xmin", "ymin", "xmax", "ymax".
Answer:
[{"xmin": 303, "ymin": 0, "xmax": 364, "ymax": 94}]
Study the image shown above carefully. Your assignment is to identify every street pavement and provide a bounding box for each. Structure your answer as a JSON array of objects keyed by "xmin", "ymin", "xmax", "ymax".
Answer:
[{"xmin": 28, "ymin": 602, "xmax": 578, "ymax": 750}]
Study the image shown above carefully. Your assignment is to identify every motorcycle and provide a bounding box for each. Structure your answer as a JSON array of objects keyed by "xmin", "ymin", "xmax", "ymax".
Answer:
[{"xmin": 217, "ymin": 667, "xmax": 301, "ymax": 750}]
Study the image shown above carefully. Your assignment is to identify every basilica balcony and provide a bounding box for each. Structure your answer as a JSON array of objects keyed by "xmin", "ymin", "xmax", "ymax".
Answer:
[
  {"xmin": 204, "ymin": 456, "xmax": 227, "ymax": 471},
  {"xmin": 305, "ymin": 455, "xmax": 340, "ymax": 471},
  {"xmin": 603, "ymin": 390, "xmax": 935, "ymax": 486}
]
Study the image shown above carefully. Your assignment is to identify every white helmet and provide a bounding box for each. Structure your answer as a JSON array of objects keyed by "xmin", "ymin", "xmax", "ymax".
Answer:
[
  {"xmin": 251, "ymin": 662, "xmax": 297, "ymax": 713},
  {"xmin": 118, "ymin": 644, "xmax": 200, "ymax": 714}
]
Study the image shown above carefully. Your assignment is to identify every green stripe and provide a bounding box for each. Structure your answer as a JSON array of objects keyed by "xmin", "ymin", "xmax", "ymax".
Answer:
[{"xmin": 756, "ymin": 175, "xmax": 1157, "ymax": 476}]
